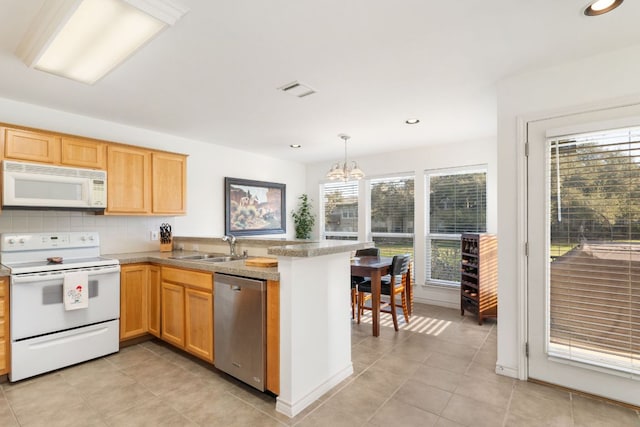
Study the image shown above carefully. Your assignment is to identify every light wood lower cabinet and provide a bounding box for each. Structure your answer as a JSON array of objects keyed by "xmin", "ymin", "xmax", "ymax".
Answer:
[
  {"xmin": 119, "ymin": 262, "xmax": 278, "ymax": 392},
  {"xmin": 120, "ymin": 264, "xmax": 149, "ymax": 340},
  {"xmin": 161, "ymin": 267, "xmax": 213, "ymax": 363},
  {"xmin": 0, "ymin": 277, "xmax": 9, "ymax": 375},
  {"xmin": 185, "ymin": 288, "xmax": 213, "ymax": 361},
  {"xmin": 266, "ymin": 279, "xmax": 280, "ymax": 395},
  {"xmin": 161, "ymin": 282, "xmax": 185, "ymax": 347},
  {"xmin": 148, "ymin": 265, "xmax": 161, "ymax": 337}
]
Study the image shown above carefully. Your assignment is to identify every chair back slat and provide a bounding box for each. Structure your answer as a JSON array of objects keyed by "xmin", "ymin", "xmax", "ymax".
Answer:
[
  {"xmin": 356, "ymin": 247, "xmax": 380, "ymax": 257},
  {"xmin": 391, "ymin": 254, "xmax": 410, "ymax": 276}
]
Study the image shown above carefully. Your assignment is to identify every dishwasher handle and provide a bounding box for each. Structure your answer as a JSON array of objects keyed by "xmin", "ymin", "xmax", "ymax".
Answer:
[{"xmin": 214, "ymin": 273, "xmax": 265, "ymax": 291}]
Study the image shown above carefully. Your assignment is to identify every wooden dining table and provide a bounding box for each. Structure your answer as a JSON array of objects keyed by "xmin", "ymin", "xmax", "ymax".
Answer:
[{"xmin": 350, "ymin": 256, "xmax": 393, "ymax": 337}]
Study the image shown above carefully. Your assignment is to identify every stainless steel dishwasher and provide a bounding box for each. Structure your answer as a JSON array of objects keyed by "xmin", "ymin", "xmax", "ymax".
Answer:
[{"xmin": 214, "ymin": 273, "xmax": 266, "ymax": 391}]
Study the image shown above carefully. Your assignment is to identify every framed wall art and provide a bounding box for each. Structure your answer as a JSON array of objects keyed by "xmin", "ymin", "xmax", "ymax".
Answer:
[{"xmin": 224, "ymin": 177, "xmax": 286, "ymax": 236}]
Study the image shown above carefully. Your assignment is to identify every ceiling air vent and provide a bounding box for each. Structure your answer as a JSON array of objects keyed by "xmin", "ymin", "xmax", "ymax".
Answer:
[{"xmin": 277, "ymin": 81, "xmax": 316, "ymax": 98}]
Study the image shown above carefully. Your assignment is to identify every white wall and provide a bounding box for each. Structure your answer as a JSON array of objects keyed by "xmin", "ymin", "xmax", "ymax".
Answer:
[
  {"xmin": 0, "ymin": 97, "xmax": 306, "ymax": 253},
  {"xmin": 496, "ymin": 43, "xmax": 640, "ymax": 378},
  {"xmin": 305, "ymin": 137, "xmax": 498, "ymax": 307}
]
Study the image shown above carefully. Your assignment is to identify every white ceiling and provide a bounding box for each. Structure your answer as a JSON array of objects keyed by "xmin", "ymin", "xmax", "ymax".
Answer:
[{"xmin": 1, "ymin": 0, "xmax": 639, "ymax": 164}]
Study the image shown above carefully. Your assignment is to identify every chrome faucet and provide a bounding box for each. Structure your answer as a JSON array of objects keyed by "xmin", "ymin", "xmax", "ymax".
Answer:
[{"xmin": 222, "ymin": 235, "xmax": 237, "ymax": 257}]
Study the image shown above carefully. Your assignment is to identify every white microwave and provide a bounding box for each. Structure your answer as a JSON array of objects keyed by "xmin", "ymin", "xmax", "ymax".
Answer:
[{"xmin": 2, "ymin": 160, "xmax": 107, "ymax": 210}]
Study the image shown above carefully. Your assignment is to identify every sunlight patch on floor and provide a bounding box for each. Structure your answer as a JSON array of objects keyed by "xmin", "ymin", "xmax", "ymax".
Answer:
[{"xmin": 357, "ymin": 311, "xmax": 452, "ymax": 336}]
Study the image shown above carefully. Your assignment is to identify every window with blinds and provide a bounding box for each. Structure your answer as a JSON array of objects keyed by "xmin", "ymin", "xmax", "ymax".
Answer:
[
  {"xmin": 370, "ymin": 175, "xmax": 415, "ymax": 258},
  {"xmin": 548, "ymin": 127, "xmax": 640, "ymax": 375},
  {"xmin": 425, "ymin": 168, "xmax": 487, "ymax": 283},
  {"xmin": 322, "ymin": 181, "xmax": 358, "ymax": 240}
]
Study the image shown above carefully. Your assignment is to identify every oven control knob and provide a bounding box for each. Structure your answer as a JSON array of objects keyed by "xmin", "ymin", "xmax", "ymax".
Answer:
[
  {"xmin": 8, "ymin": 238, "xmax": 15, "ymax": 244},
  {"xmin": 81, "ymin": 236, "xmax": 86, "ymax": 241},
  {"xmin": 19, "ymin": 238, "xmax": 25, "ymax": 244},
  {"xmin": 88, "ymin": 235, "xmax": 94, "ymax": 241}
]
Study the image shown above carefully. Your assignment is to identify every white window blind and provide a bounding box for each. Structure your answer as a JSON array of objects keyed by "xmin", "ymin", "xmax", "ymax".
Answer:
[
  {"xmin": 322, "ymin": 181, "xmax": 358, "ymax": 240},
  {"xmin": 370, "ymin": 175, "xmax": 415, "ymax": 258},
  {"xmin": 426, "ymin": 168, "xmax": 487, "ymax": 283},
  {"xmin": 548, "ymin": 127, "xmax": 640, "ymax": 376}
]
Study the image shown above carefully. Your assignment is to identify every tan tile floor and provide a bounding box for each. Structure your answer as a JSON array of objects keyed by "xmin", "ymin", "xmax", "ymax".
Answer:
[{"xmin": 0, "ymin": 303, "xmax": 638, "ymax": 426}]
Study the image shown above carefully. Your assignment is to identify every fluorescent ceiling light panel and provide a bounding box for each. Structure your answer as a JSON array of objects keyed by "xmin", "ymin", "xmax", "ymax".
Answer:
[{"xmin": 16, "ymin": 0, "xmax": 188, "ymax": 84}]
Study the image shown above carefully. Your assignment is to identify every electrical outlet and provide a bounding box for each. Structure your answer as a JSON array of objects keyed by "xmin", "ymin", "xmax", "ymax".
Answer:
[{"xmin": 150, "ymin": 231, "xmax": 159, "ymax": 241}]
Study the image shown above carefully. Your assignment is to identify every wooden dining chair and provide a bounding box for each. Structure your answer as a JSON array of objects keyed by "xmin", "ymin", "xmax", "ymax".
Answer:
[
  {"xmin": 351, "ymin": 247, "xmax": 380, "ymax": 319},
  {"xmin": 357, "ymin": 253, "xmax": 411, "ymax": 331}
]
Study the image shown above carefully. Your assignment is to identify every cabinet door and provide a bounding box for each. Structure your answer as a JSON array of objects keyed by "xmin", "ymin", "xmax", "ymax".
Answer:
[
  {"xmin": 120, "ymin": 264, "xmax": 149, "ymax": 340},
  {"xmin": 61, "ymin": 137, "xmax": 106, "ymax": 169},
  {"xmin": 152, "ymin": 152, "xmax": 187, "ymax": 214},
  {"xmin": 0, "ymin": 278, "xmax": 9, "ymax": 375},
  {"xmin": 107, "ymin": 145, "xmax": 151, "ymax": 214},
  {"xmin": 185, "ymin": 288, "xmax": 213, "ymax": 362},
  {"xmin": 148, "ymin": 265, "xmax": 161, "ymax": 338},
  {"xmin": 3, "ymin": 127, "xmax": 59, "ymax": 163},
  {"xmin": 161, "ymin": 282, "xmax": 185, "ymax": 347}
]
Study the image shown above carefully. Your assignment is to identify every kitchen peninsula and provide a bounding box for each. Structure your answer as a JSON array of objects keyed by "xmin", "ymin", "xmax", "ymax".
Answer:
[{"xmin": 110, "ymin": 237, "xmax": 368, "ymax": 418}]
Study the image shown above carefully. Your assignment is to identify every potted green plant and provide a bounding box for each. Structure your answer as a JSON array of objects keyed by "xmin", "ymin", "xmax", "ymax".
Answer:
[{"xmin": 292, "ymin": 194, "xmax": 315, "ymax": 239}]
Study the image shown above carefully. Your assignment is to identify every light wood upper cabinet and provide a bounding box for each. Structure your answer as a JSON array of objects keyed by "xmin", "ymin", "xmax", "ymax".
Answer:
[
  {"xmin": 107, "ymin": 145, "xmax": 151, "ymax": 214},
  {"xmin": 2, "ymin": 127, "xmax": 60, "ymax": 163},
  {"xmin": 152, "ymin": 152, "xmax": 187, "ymax": 215},
  {"xmin": 1, "ymin": 123, "xmax": 188, "ymax": 216},
  {"xmin": 61, "ymin": 136, "xmax": 106, "ymax": 169},
  {"xmin": 148, "ymin": 265, "xmax": 161, "ymax": 338},
  {"xmin": 120, "ymin": 264, "xmax": 149, "ymax": 341},
  {"xmin": 0, "ymin": 277, "xmax": 9, "ymax": 375}
]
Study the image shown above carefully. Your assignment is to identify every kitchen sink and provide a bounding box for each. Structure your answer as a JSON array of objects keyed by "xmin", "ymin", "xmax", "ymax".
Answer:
[
  {"xmin": 198, "ymin": 256, "xmax": 244, "ymax": 263},
  {"xmin": 168, "ymin": 253, "xmax": 244, "ymax": 262},
  {"xmin": 169, "ymin": 253, "xmax": 225, "ymax": 260}
]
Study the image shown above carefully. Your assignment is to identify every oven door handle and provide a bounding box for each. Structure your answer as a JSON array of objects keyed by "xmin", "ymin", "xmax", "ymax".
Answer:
[{"xmin": 12, "ymin": 272, "xmax": 66, "ymax": 284}]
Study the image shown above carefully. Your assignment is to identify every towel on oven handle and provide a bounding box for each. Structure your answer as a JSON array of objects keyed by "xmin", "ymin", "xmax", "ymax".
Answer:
[{"xmin": 63, "ymin": 271, "xmax": 89, "ymax": 310}]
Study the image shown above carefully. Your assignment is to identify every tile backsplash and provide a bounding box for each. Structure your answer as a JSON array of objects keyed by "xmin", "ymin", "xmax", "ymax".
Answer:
[{"xmin": 0, "ymin": 210, "xmax": 174, "ymax": 255}]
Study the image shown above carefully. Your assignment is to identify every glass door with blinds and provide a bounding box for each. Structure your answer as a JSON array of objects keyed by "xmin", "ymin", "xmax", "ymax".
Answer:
[{"xmin": 527, "ymin": 104, "xmax": 640, "ymax": 406}]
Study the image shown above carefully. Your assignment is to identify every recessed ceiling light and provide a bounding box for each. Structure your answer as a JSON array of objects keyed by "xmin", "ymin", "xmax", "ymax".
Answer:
[
  {"xmin": 584, "ymin": 0, "xmax": 623, "ymax": 16},
  {"xmin": 290, "ymin": 144, "xmax": 301, "ymax": 148},
  {"xmin": 405, "ymin": 118, "xmax": 420, "ymax": 125}
]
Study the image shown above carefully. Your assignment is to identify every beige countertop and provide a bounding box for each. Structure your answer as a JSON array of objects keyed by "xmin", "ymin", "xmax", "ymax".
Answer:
[
  {"xmin": 0, "ymin": 240, "xmax": 370, "ymax": 280},
  {"xmin": 105, "ymin": 251, "xmax": 280, "ymax": 281},
  {"xmin": 267, "ymin": 240, "xmax": 369, "ymax": 257}
]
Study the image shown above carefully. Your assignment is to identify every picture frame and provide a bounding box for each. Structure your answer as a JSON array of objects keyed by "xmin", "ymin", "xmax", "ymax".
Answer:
[{"xmin": 224, "ymin": 177, "xmax": 286, "ymax": 236}]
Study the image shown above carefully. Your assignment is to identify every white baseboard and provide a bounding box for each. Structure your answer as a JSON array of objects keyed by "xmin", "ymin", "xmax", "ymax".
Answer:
[
  {"xmin": 275, "ymin": 363, "xmax": 354, "ymax": 418},
  {"xmin": 414, "ymin": 284, "xmax": 459, "ymax": 309},
  {"xmin": 495, "ymin": 363, "xmax": 519, "ymax": 379}
]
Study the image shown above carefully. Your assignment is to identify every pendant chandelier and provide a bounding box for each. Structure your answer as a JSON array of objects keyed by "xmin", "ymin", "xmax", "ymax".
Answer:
[{"xmin": 326, "ymin": 134, "xmax": 365, "ymax": 181}]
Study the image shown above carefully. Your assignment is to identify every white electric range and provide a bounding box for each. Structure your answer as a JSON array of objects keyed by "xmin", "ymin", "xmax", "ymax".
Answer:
[{"xmin": 0, "ymin": 231, "xmax": 120, "ymax": 381}]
